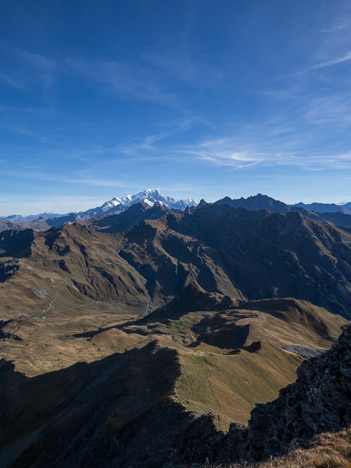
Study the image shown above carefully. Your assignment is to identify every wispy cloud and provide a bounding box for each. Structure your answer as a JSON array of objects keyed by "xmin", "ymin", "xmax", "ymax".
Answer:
[
  {"xmin": 182, "ymin": 137, "xmax": 262, "ymax": 169},
  {"xmin": 14, "ymin": 48, "xmax": 55, "ymax": 73},
  {"xmin": 143, "ymin": 51, "xmax": 224, "ymax": 85},
  {"xmin": 117, "ymin": 134, "xmax": 167, "ymax": 155},
  {"xmin": 0, "ymin": 70, "xmax": 26, "ymax": 90},
  {"xmin": 0, "ymin": 168, "xmax": 129, "ymax": 188},
  {"xmin": 0, "ymin": 40, "xmax": 218, "ymax": 111},
  {"xmin": 61, "ymin": 176, "xmax": 128, "ymax": 188},
  {"xmin": 0, "ymin": 104, "xmax": 65, "ymax": 117},
  {"xmin": 306, "ymin": 51, "xmax": 351, "ymax": 71},
  {"xmin": 65, "ymin": 57, "xmax": 181, "ymax": 108},
  {"xmin": 180, "ymin": 129, "xmax": 351, "ymax": 171},
  {"xmin": 302, "ymin": 94, "xmax": 351, "ymax": 125},
  {"xmin": 322, "ymin": 21, "xmax": 351, "ymax": 33},
  {"xmin": 0, "ymin": 40, "xmax": 56, "ymax": 87},
  {"xmin": 115, "ymin": 116, "xmax": 212, "ymax": 156}
]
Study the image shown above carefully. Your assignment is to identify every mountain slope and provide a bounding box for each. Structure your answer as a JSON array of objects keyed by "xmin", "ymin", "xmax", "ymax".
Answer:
[
  {"xmin": 228, "ymin": 322, "xmax": 351, "ymax": 461},
  {"xmin": 168, "ymin": 322, "xmax": 351, "ymax": 466},
  {"xmin": 85, "ymin": 201, "xmax": 171, "ymax": 233},
  {"xmin": 2, "ymin": 203, "xmax": 351, "ymax": 318},
  {"xmin": 115, "ymin": 204, "xmax": 351, "ymax": 317},
  {"xmin": 0, "ymin": 224, "xmax": 151, "ymax": 317},
  {"xmin": 0, "ymin": 295, "xmax": 346, "ymax": 467},
  {"xmin": 0, "ymin": 202, "xmax": 350, "ymax": 466}
]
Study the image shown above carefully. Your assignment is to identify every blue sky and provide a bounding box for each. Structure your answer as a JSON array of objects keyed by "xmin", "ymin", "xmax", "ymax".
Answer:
[{"xmin": 1, "ymin": 0, "xmax": 351, "ymax": 215}]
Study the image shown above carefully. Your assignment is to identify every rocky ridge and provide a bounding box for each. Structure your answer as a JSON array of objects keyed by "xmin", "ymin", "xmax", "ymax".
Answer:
[
  {"xmin": 168, "ymin": 322, "xmax": 351, "ymax": 465},
  {"xmin": 232, "ymin": 322, "xmax": 351, "ymax": 461}
]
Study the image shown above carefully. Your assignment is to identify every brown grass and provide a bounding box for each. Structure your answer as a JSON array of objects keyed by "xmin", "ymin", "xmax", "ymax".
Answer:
[{"xmin": 211, "ymin": 429, "xmax": 351, "ymax": 467}]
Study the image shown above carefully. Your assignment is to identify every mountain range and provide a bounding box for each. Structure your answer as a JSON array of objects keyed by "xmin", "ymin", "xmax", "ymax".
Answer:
[
  {"xmin": 0, "ymin": 189, "xmax": 196, "ymax": 225},
  {"xmin": 295, "ymin": 201, "xmax": 351, "ymax": 214},
  {"xmin": 1, "ymin": 190, "xmax": 351, "ymax": 466},
  {"xmin": 2, "ymin": 190, "xmax": 351, "ymax": 234},
  {"xmin": 2, "ymin": 201, "xmax": 351, "ymax": 317}
]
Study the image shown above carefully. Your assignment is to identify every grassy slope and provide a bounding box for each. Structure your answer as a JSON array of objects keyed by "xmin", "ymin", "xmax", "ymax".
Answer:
[{"xmin": 0, "ymin": 291, "xmax": 347, "ymax": 466}]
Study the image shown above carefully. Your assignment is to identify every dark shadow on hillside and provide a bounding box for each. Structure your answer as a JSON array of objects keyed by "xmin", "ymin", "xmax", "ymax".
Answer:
[
  {"xmin": 0, "ymin": 320, "xmax": 22, "ymax": 340},
  {"xmin": 166, "ymin": 325, "xmax": 351, "ymax": 465},
  {"xmin": 190, "ymin": 315, "xmax": 250, "ymax": 350},
  {"xmin": 0, "ymin": 229, "xmax": 35, "ymax": 258},
  {"xmin": 2, "ymin": 326, "xmax": 351, "ymax": 467},
  {"xmin": 73, "ymin": 282, "xmax": 236, "ymax": 341},
  {"xmin": 1, "ymin": 342, "xmax": 215, "ymax": 468}
]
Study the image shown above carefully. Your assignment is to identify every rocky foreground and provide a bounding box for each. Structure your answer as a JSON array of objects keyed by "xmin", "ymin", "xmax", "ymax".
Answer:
[
  {"xmin": 1, "ymin": 319, "xmax": 350, "ymax": 467},
  {"xmin": 171, "ymin": 322, "xmax": 351, "ymax": 466}
]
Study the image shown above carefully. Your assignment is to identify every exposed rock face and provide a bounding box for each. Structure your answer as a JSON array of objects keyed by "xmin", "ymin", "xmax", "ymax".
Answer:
[
  {"xmin": 0, "ymin": 260, "xmax": 19, "ymax": 281},
  {"xmin": 226, "ymin": 323, "xmax": 351, "ymax": 462},
  {"xmin": 118, "ymin": 204, "xmax": 351, "ymax": 317},
  {"xmin": 165, "ymin": 324, "xmax": 351, "ymax": 466}
]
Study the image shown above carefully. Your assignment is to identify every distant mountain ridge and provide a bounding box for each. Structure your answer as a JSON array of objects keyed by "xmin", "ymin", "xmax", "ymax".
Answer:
[
  {"xmin": 1, "ymin": 189, "xmax": 196, "ymax": 227},
  {"xmin": 214, "ymin": 194, "xmax": 351, "ymax": 229},
  {"xmin": 4, "ymin": 212, "xmax": 62, "ymax": 223},
  {"xmin": 2, "ymin": 191, "xmax": 351, "ymax": 233},
  {"xmin": 293, "ymin": 201, "xmax": 351, "ymax": 214},
  {"xmin": 215, "ymin": 193, "xmax": 290, "ymax": 213},
  {"xmin": 3, "ymin": 191, "xmax": 351, "ymax": 226},
  {"xmin": 215, "ymin": 193, "xmax": 351, "ymax": 215}
]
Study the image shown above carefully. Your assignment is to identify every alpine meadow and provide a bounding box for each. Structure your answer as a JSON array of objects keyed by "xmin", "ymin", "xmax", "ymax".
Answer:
[{"xmin": 1, "ymin": 2, "xmax": 351, "ymax": 468}]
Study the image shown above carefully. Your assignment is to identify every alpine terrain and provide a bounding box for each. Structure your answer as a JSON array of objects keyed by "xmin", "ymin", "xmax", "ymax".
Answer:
[{"xmin": 0, "ymin": 193, "xmax": 350, "ymax": 467}]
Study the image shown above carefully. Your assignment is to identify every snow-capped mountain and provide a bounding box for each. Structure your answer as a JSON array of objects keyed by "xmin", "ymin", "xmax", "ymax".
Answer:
[
  {"xmin": 100, "ymin": 189, "xmax": 196, "ymax": 213},
  {"xmin": 59, "ymin": 189, "xmax": 196, "ymax": 224},
  {"xmin": 1, "ymin": 190, "xmax": 197, "ymax": 226}
]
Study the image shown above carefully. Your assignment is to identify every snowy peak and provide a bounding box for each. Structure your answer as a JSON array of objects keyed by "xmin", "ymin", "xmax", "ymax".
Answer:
[
  {"xmin": 101, "ymin": 189, "xmax": 197, "ymax": 213},
  {"xmin": 2, "ymin": 190, "xmax": 197, "ymax": 227}
]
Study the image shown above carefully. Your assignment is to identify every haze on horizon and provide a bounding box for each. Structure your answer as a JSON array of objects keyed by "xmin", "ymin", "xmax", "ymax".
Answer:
[{"xmin": 1, "ymin": 0, "xmax": 351, "ymax": 216}]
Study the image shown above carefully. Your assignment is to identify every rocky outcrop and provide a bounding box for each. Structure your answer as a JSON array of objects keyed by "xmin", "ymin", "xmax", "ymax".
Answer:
[
  {"xmin": 167, "ymin": 323, "xmax": 351, "ymax": 466},
  {"xmin": 0, "ymin": 260, "xmax": 19, "ymax": 282},
  {"xmin": 225, "ymin": 323, "xmax": 351, "ymax": 462}
]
